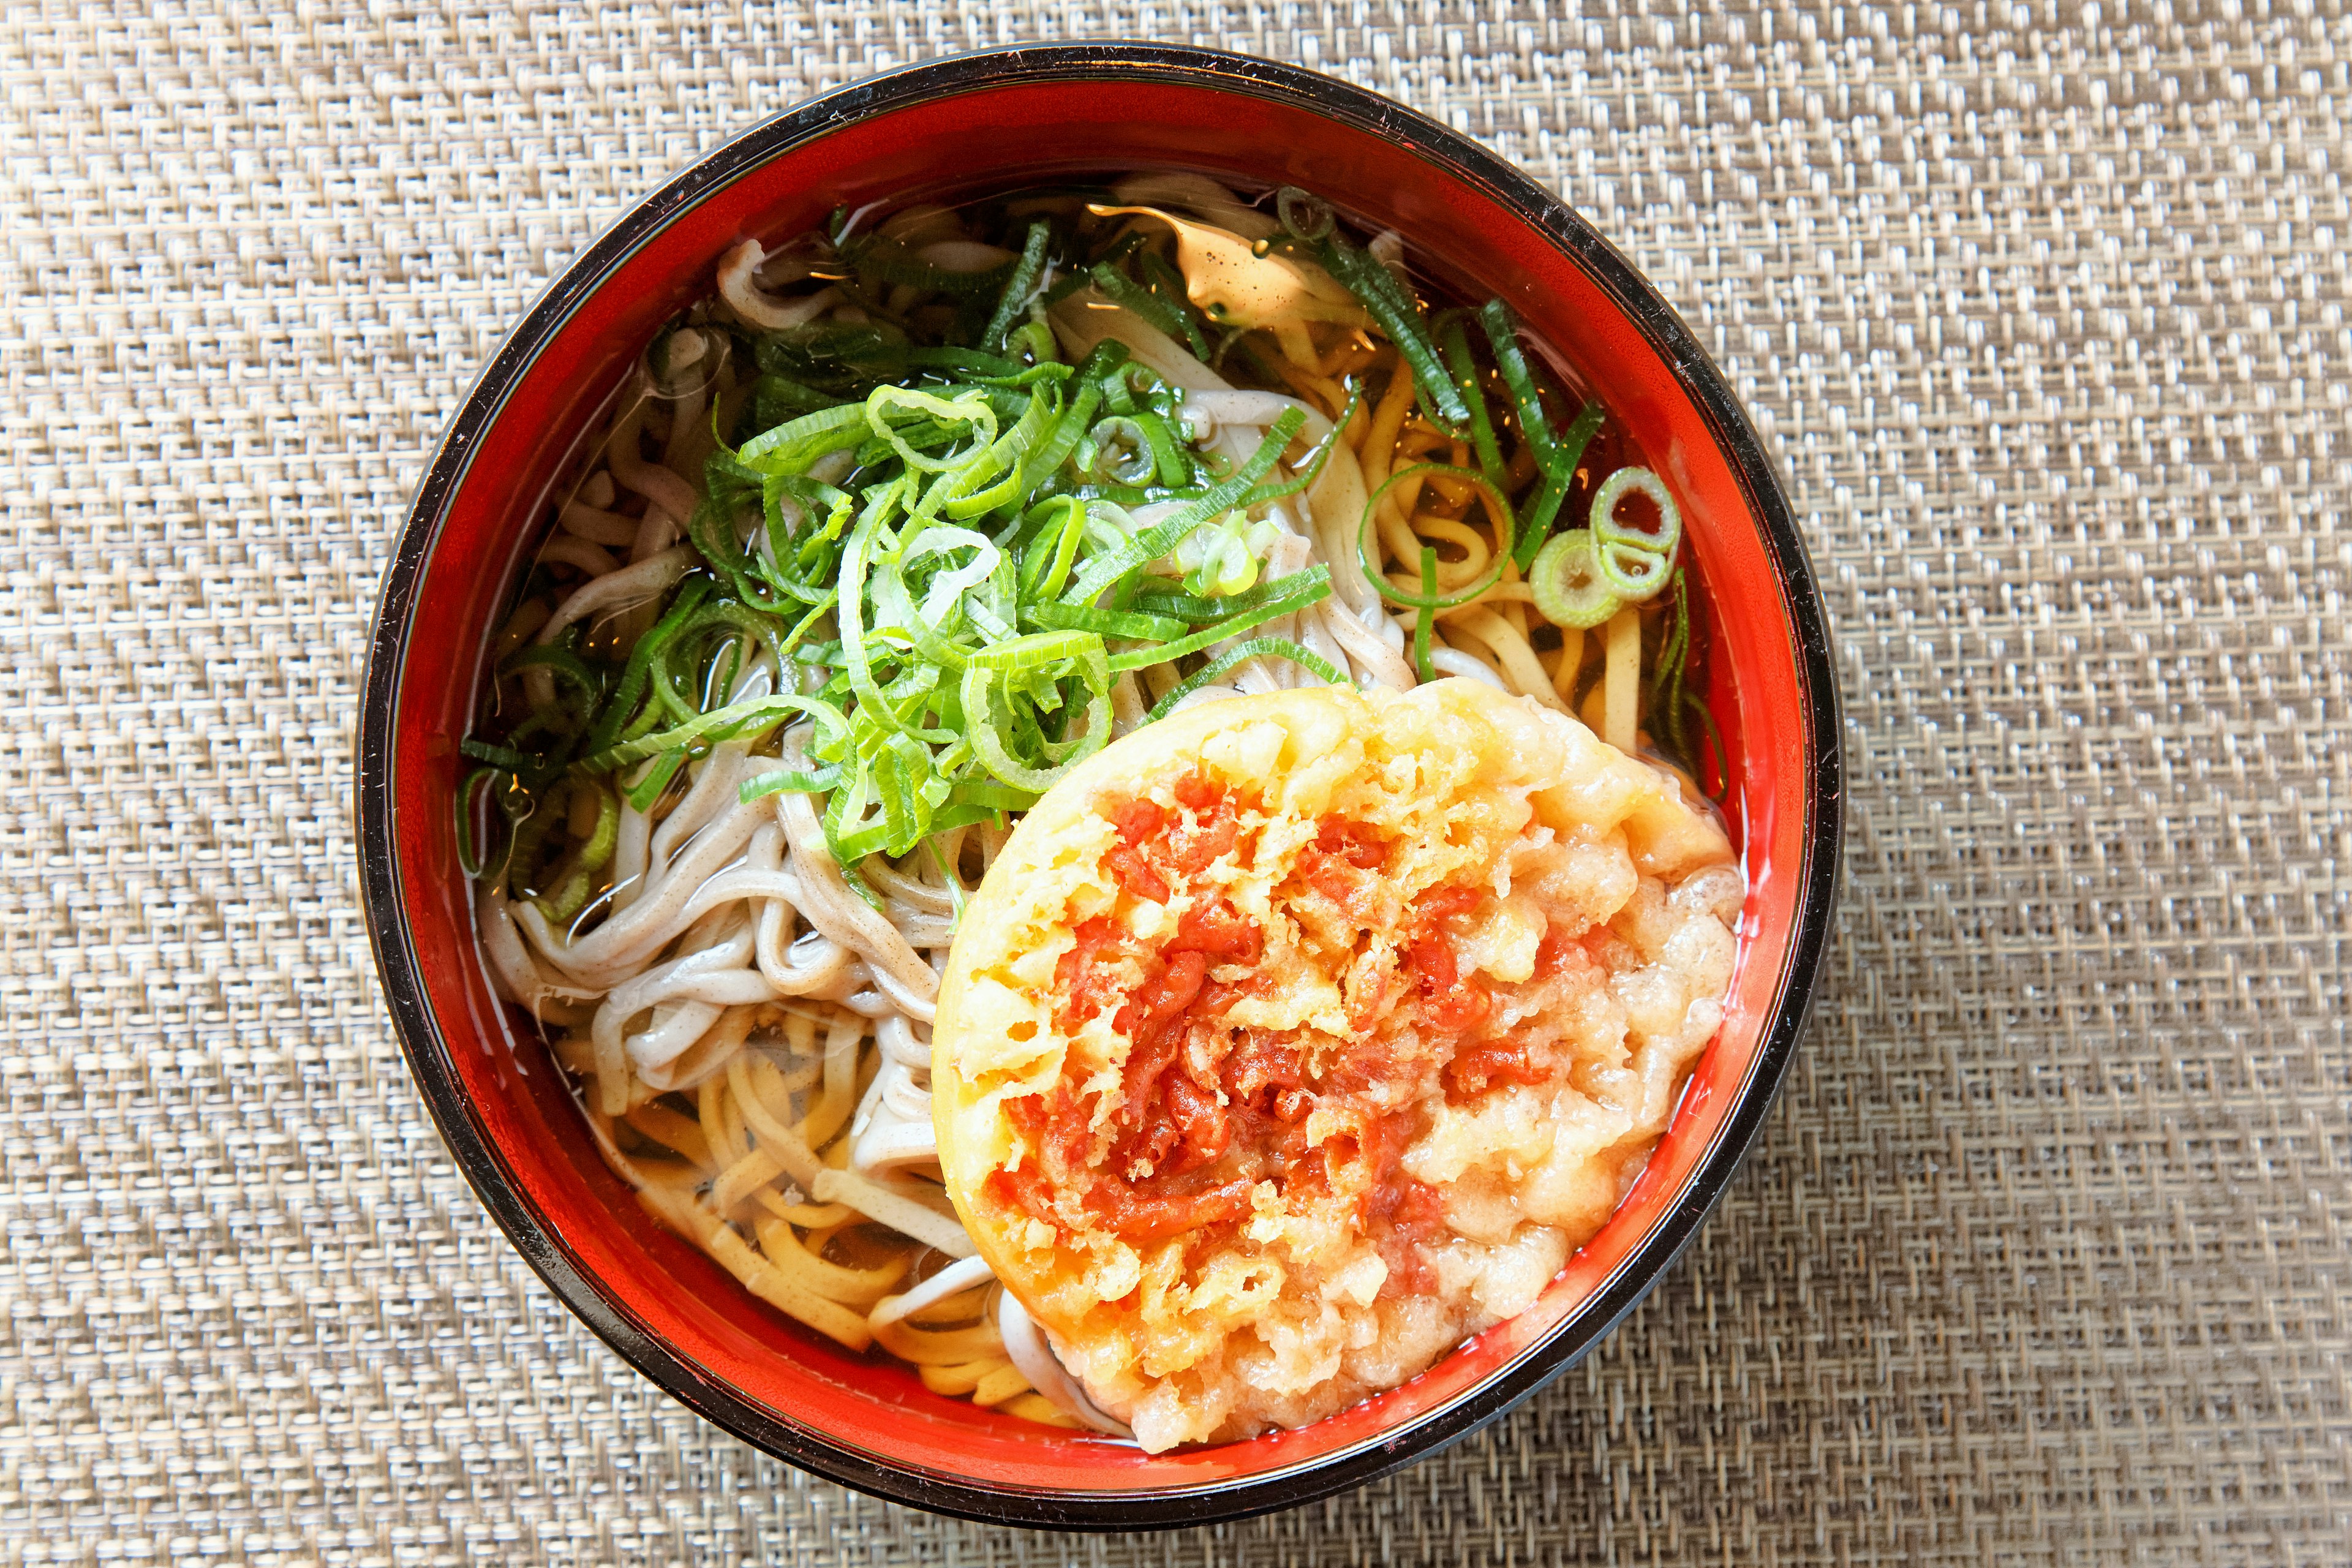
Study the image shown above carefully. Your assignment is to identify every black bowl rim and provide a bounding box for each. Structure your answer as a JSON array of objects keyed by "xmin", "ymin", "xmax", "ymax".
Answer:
[{"xmin": 355, "ymin": 40, "xmax": 1844, "ymax": 1531}]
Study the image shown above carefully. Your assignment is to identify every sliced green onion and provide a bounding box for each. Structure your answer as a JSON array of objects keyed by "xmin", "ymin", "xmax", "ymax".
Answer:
[
  {"xmin": 1129, "ymin": 565, "xmax": 1332, "ymax": 624},
  {"xmin": 532, "ymin": 781, "xmax": 619, "ymax": 922},
  {"xmin": 740, "ymin": 765, "xmax": 842, "ymax": 802},
  {"xmin": 1476, "ymin": 301, "xmax": 1570, "ymax": 481},
  {"xmin": 1317, "ymin": 237, "xmax": 1469, "ymax": 429},
  {"xmin": 1528, "ymin": 529, "xmax": 1623, "ymax": 630},
  {"xmin": 865, "ymin": 385, "xmax": 998, "ymax": 473},
  {"xmin": 1507, "ymin": 401, "xmax": 1606, "ymax": 572},
  {"xmin": 459, "ymin": 737, "xmax": 537, "ymax": 772},
  {"xmin": 454, "ymin": 766, "xmax": 507, "ymax": 879},
  {"xmin": 1084, "ymin": 415, "xmax": 1158, "ymax": 486},
  {"xmin": 960, "ymin": 631, "xmax": 1112, "ymax": 791},
  {"xmin": 1061, "ymin": 409, "xmax": 1304, "ymax": 608},
  {"xmin": 1590, "ymin": 466, "xmax": 1683, "ymax": 561},
  {"xmin": 1354, "ymin": 462, "xmax": 1516, "ymax": 614},
  {"xmin": 1435, "ymin": 315, "xmax": 1507, "ymax": 492},
  {"xmin": 1275, "ymin": 186, "xmax": 1336, "ymax": 243},
  {"xmin": 1106, "ymin": 570, "xmax": 1331, "ymax": 672},
  {"xmin": 580, "ymin": 692, "xmax": 848, "ymax": 774},
  {"xmin": 1412, "ymin": 546, "xmax": 1438, "ymax": 684},
  {"xmin": 1595, "ymin": 537, "xmax": 1673, "ymax": 601},
  {"xmin": 1090, "ymin": 261, "xmax": 1208, "ymax": 362},
  {"xmin": 1136, "ymin": 248, "xmax": 1212, "ymax": 360},
  {"xmin": 979, "ymin": 221, "xmax": 1052, "ymax": 351},
  {"xmin": 1144, "ymin": 638, "xmax": 1346, "ymax": 721},
  {"xmin": 624, "ymin": 750, "xmax": 687, "ymax": 814},
  {"xmin": 1182, "ymin": 513, "xmax": 1258, "ymax": 597},
  {"xmin": 1651, "ymin": 567, "xmax": 1694, "ymax": 764},
  {"xmin": 1027, "ymin": 601, "xmax": 1189, "ymax": 642},
  {"xmin": 1131, "ymin": 409, "xmax": 1192, "ymax": 488},
  {"xmin": 737, "ymin": 401, "xmax": 868, "ymax": 472}
]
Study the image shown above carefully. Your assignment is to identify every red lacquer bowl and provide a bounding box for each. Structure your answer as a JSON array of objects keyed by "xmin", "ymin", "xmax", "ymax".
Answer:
[{"xmin": 356, "ymin": 43, "xmax": 1841, "ymax": 1528}]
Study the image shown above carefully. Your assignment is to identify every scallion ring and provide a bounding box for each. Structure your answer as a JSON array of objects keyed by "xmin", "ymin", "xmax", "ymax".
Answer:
[
  {"xmin": 865, "ymin": 385, "xmax": 998, "ymax": 473},
  {"xmin": 1354, "ymin": 461, "xmax": 1517, "ymax": 614},
  {"xmin": 1590, "ymin": 466, "xmax": 1681, "ymax": 565},
  {"xmin": 1084, "ymin": 416, "xmax": 1158, "ymax": 486},
  {"xmin": 1528, "ymin": 529, "xmax": 1623, "ymax": 630},
  {"xmin": 1595, "ymin": 537, "xmax": 1673, "ymax": 601},
  {"xmin": 1275, "ymin": 186, "xmax": 1336, "ymax": 243}
]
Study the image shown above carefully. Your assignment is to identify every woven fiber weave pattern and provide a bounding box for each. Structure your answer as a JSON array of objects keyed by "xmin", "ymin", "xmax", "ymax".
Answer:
[{"xmin": 1, "ymin": 1, "xmax": 2346, "ymax": 1564}]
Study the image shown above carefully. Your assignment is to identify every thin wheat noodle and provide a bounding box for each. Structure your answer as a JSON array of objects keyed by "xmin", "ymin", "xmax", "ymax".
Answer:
[
  {"xmin": 1355, "ymin": 360, "xmax": 1419, "ymax": 497},
  {"xmin": 1291, "ymin": 598, "xmax": 1353, "ymax": 688},
  {"xmin": 603, "ymin": 393, "xmax": 703, "ymax": 541},
  {"xmin": 538, "ymin": 535, "xmax": 618, "ymax": 578},
  {"xmin": 700, "ymin": 1221, "xmax": 873, "ymax": 1350},
  {"xmin": 593, "ymin": 914, "xmax": 760, "ymax": 1083},
  {"xmin": 1551, "ymin": 626, "xmax": 1588, "ymax": 703},
  {"xmin": 649, "ymin": 1002, "xmax": 760, "ymax": 1093},
  {"xmin": 717, "ymin": 238, "xmax": 842, "ymax": 332},
  {"xmin": 864, "ymin": 854, "xmax": 957, "ymax": 916},
  {"xmin": 675, "ymin": 866, "xmax": 807, "ymax": 929},
  {"xmin": 920, "ymin": 238, "xmax": 1017, "ymax": 271},
  {"xmin": 763, "ymin": 924, "xmax": 861, "ymax": 1001},
  {"xmin": 612, "ymin": 1004, "xmax": 723, "ymax": 1107},
  {"xmin": 1446, "ymin": 608, "xmax": 1572, "ymax": 713},
  {"xmin": 1604, "ymin": 607, "xmax": 1641, "ymax": 753},
  {"xmin": 997, "ymin": 1292, "xmax": 1132, "ymax": 1437},
  {"xmin": 608, "ymin": 801, "xmax": 654, "ymax": 914},
  {"xmin": 1183, "ymin": 389, "xmax": 1306, "ymax": 434},
  {"xmin": 1318, "ymin": 597, "xmax": 1418, "ymax": 689},
  {"xmin": 628, "ymin": 506, "xmax": 676, "ymax": 564},
  {"xmin": 1049, "ymin": 295, "xmax": 1229, "ymax": 393},
  {"xmin": 533, "ymin": 545, "xmax": 695, "ymax": 649},
  {"xmin": 1111, "ymin": 671, "xmax": 1148, "ymax": 735},
  {"xmin": 561, "ymin": 500, "xmax": 641, "ymax": 546},
  {"xmin": 659, "ymin": 333, "xmax": 712, "ymax": 479},
  {"xmin": 811, "ymin": 1169, "xmax": 978, "ymax": 1259},
  {"xmin": 870, "ymin": 1257, "xmax": 996, "ymax": 1329},
  {"xmin": 1109, "ymin": 171, "xmax": 1276, "ymax": 239},
  {"xmin": 1405, "ymin": 515, "xmax": 1493, "ymax": 589},
  {"xmin": 755, "ymin": 1216, "xmax": 908, "ymax": 1305},
  {"xmin": 774, "ymin": 731, "xmax": 940, "ymax": 1007},
  {"xmin": 876, "ymin": 1014, "xmax": 930, "ymax": 1070},
  {"xmin": 477, "ymin": 886, "xmax": 601, "ymax": 1014},
  {"xmin": 726, "ymin": 1056, "xmax": 825, "ymax": 1189},
  {"xmin": 1425, "ymin": 647, "xmax": 1511, "ymax": 690},
  {"xmin": 519, "ymin": 802, "xmax": 762, "ymax": 984},
  {"xmin": 647, "ymin": 747, "xmax": 755, "ymax": 877}
]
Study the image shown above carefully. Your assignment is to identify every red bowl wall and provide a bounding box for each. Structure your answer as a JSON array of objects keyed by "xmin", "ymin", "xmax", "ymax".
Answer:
[{"xmin": 376, "ymin": 64, "xmax": 1825, "ymax": 1504}]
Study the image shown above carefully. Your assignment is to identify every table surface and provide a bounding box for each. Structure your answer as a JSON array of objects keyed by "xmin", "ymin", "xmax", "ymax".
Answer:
[{"xmin": 3, "ymin": 2, "xmax": 2346, "ymax": 1563}]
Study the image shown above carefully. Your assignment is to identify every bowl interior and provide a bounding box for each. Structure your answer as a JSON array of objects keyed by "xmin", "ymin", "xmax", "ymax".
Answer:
[{"xmin": 372, "ymin": 59, "xmax": 1827, "ymax": 1512}]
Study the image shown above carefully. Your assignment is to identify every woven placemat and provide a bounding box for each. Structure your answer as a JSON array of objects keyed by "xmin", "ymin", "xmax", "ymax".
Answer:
[{"xmin": 2, "ymin": 2, "xmax": 2345, "ymax": 1562}]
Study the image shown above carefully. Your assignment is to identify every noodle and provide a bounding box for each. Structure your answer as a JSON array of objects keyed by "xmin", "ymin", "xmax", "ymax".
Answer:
[{"xmin": 1604, "ymin": 607, "xmax": 1641, "ymax": 755}]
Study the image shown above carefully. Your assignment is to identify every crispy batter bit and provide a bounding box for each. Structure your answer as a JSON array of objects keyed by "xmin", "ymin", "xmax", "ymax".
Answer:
[{"xmin": 1016, "ymin": 774, "xmax": 1575, "ymax": 1294}]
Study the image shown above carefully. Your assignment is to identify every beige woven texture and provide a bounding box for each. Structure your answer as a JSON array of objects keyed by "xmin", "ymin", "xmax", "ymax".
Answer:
[{"xmin": 3, "ymin": 0, "xmax": 2346, "ymax": 1562}]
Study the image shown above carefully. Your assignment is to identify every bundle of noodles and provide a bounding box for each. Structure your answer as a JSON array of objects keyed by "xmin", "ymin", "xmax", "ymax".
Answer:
[{"xmin": 461, "ymin": 173, "xmax": 1732, "ymax": 1436}]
